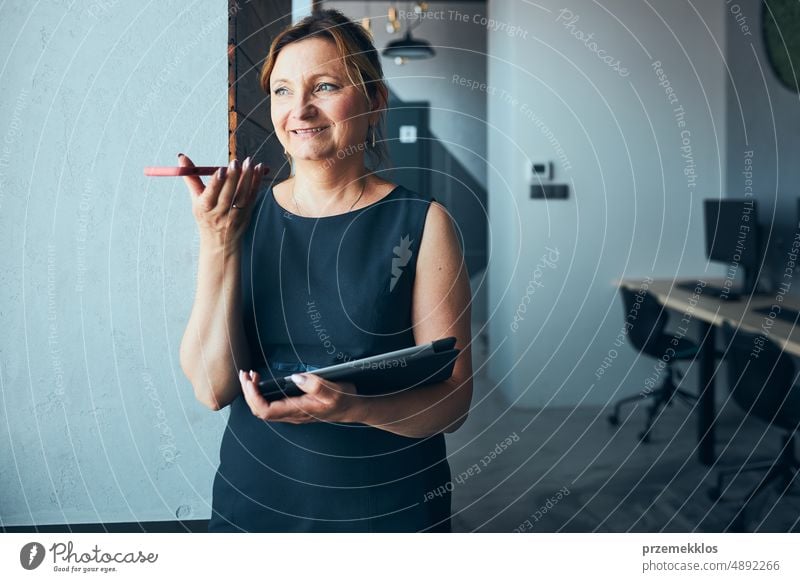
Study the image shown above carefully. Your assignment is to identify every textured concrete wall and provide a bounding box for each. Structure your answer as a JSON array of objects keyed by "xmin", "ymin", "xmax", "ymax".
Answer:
[{"xmin": 0, "ymin": 1, "xmax": 232, "ymax": 526}]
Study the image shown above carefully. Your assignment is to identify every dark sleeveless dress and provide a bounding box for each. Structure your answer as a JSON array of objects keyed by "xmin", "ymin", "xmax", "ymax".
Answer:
[{"xmin": 207, "ymin": 182, "xmax": 453, "ymax": 532}]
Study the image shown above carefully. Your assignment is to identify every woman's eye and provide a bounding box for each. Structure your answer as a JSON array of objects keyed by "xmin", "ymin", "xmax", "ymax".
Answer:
[
  {"xmin": 272, "ymin": 87, "xmax": 288, "ymax": 96},
  {"xmin": 316, "ymin": 82, "xmax": 337, "ymax": 92}
]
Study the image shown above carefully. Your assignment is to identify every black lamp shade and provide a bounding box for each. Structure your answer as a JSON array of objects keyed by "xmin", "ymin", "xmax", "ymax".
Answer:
[{"xmin": 382, "ymin": 32, "xmax": 436, "ymax": 60}]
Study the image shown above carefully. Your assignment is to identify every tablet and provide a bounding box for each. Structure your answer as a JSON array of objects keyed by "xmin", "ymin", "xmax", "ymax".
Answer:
[{"xmin": 257, "ymin": 337, "xmax": 460, "ymax": 400}]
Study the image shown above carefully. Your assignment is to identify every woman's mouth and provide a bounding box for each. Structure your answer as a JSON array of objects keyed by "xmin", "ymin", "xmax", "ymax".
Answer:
[{"xmin": 291, "ymin": 126, "xmax": 329, "ymax": 136}]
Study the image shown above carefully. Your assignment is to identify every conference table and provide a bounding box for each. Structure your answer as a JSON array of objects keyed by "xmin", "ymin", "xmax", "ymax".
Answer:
[{"xmin": 618, "ymin": 277, "xmax": 800, "ymax": 465}]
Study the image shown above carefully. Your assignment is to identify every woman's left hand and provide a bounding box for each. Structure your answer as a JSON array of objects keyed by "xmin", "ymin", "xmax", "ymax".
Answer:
[{"xmin": 239, "ymin": 369, "xmax": 362, "ymax": 424}]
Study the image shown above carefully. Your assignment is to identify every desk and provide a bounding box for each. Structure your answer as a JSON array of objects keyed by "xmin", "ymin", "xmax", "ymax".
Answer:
[{"xmin": 619, "ymin": 277, "xmax": 800, "ymax": 465}]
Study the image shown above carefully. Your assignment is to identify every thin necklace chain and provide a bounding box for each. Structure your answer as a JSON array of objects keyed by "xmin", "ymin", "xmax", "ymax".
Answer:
[{"xmin": 292, "ymin": 176, "xmax": 367, "ymax": 217}]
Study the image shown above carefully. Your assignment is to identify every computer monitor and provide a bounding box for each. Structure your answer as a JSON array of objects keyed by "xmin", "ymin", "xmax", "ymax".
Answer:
[{"xmin": 703, "ymin": 199, "xmax": 760, "ymax": 294}]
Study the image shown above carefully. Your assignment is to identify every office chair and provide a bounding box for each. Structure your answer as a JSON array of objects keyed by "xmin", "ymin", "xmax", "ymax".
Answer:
[
  {"xmin": 607, "ymin": 288, "xmax": 700, "ymax": 442},
  {"xmin": 709, "ymin": 322, "xmax": 800, "ymax": 532}
]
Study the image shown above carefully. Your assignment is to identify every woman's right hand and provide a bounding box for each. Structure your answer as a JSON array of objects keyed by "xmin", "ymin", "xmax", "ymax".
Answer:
[{"xmin": 179, "ymin": 153, "xmax": 268, "ymax": 248}]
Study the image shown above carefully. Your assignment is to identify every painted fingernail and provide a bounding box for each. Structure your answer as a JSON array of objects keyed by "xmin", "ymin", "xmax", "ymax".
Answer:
[
  {"xmin": 229, "ymin": 159, "xmax": 236, "ymax": 170},
  {"xmin": 177, "ymin": 152, "xmax": 184, "ymax": 159},
  {"xmin": 217, "ymin": 167, "xmax": 226, "ymax": 180},
  {"xmin": 243, "ymin": 156, "xmax": 251, "ymax": 170},
  {"xmin": 249, "ymin": 369, "xmax": 255, "ymax": 377},
  {"xmin": 291, "ymin": 373, "xmax": 306, "ymax": 386}
]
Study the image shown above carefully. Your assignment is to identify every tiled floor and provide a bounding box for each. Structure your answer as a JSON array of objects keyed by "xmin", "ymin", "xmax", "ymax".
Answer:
[{"xmin": 445, "ymin": 324, "xmax": 800, "ymax": 532}]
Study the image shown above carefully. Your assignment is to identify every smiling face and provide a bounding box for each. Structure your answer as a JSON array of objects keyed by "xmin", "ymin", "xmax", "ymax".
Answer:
[{"xmin": 269, "ymin": 36, "xmax": 375, "ymax": 165}]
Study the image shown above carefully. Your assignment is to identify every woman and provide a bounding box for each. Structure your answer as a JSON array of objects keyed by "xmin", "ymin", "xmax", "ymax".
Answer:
[{"xmin": 179, "ymin": 9, "xmax": 473, "ymax": 532}]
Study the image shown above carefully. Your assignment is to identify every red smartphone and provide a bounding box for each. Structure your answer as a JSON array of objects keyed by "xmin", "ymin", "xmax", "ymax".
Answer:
[{"xmin": 144, "ymin": 165, "xmax": 270, "ymax": 176}]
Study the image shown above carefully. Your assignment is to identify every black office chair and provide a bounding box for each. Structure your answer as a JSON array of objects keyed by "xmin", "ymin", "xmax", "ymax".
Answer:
[
  {"xmin": 710, "ymin": 322, "xmax": 800, "ymax": 531},
  {"xmin": 607, "ymin": 288, "xmax": 700, "ymax": 442}
]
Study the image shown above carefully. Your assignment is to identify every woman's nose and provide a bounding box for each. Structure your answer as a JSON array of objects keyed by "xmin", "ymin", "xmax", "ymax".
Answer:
[{"xmin": 289, "ymin": 92, "xmax": 317, "ymax": 119}]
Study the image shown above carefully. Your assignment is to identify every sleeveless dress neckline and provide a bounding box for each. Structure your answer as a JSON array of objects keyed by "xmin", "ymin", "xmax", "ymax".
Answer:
[{"xmin": 270, "ymin": 183, "xmax": 403, "ymax": 220}]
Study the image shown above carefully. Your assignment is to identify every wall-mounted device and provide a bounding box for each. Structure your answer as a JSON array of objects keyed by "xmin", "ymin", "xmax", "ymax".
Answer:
[
  {"xmin": 398, "ymin": 125, "xmax": 417, "ymax": 143},
  {"xmin": 526, "ymin": 159, "xmax": 568, "ymax": 199},
  {"xmin": 526, "ymin": 160, "xmax": 552, "ymax": 182},
  {"xmin": 530, "ymin": 184, "xmax": 569, "ymax": 199}
]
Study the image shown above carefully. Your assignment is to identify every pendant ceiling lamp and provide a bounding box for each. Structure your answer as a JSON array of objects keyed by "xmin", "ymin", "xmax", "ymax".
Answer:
[{"xmin": 382, "ymin": 2, "xmax": 435, "ymax": 65}]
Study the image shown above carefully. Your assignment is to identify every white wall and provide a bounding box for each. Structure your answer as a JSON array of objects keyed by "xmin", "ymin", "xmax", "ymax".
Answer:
[
  {"xmin": 0, "ymin": 2, "xmax": 231, "ymax": 525},
  {"xmin": 487, "ymin": 0, "xmax": 728, "ymax": 406}
]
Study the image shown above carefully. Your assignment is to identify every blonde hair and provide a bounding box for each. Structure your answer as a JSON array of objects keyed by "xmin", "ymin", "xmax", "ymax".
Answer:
[{"xmin": 259, "ymin": 8, "xmax": 390, "ymax": 170}]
